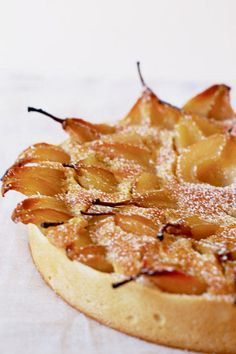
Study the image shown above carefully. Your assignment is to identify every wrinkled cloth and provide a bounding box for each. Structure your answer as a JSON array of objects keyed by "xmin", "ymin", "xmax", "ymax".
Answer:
[{"xmin": 0, "ymin": 75, "xmax": 208, "ymax": 354}]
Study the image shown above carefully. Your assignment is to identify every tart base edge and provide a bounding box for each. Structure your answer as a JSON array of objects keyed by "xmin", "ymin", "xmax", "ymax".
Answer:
[{"xmin": 28, "ymin": 224, "xmax": 236, "ymax": 354}]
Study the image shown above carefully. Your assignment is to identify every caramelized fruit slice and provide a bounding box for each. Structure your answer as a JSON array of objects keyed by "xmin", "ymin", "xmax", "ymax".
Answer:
[
  {"xmin": 67, "ymin": 244, "xmax": 113, "ymax": 272},
  {"xmin": 16, "ymin": 143, "xmax": 70, "ymax": 165},
  {"xmin": 196, "ymin": 137, "xmax": 236, "ymax": 186},
  {"xmin": 12, "ymin": 196, "xmax": 72, "ymax": 224},
  {"xmin": 63, "ymin": 118, "xmax": 102, "ymax": 143},
  {"xmin": 196, "ymin": 160, "xmax": 226, "ymax": 187},
  {"xmin": 219, "ymin": 137, "xmax": 236, "ymax": 185},
  {"xmin": 177, "ymin": 134, "xmax": 226, "ymax": 184},
  {"xmin": 77, "ymin": 153, "xmax": 107, "ymax": 169},
  {"xmin": 191, "ymin": 114, "xmax": 223, "ymax": 136},
  {"xmin": 133, "ymin": 190, "xmax": 177, "ymax": 208},
  {"xmin": 149, "ymin": 271, "xmax": 206, "ymax": 295},
  {"xmin": 44, "ymin": 217, "xmax": 89, "ymax": 248},
  {"xmin": 175, "ymin": 116, "xmax": 204, "ymax": 151},
  {"xmin": 64, "ymin": 118, "xmax": 116, "ymax": 143},
  {"xmin": 2, "ymin": 165, "xmax": 66, "ymax": 196},
  {"xmin": 93, "ymin": 141, "xmax": 151, "ymax": 167},
  {"xmin": 184, "ymin": 216, "xmax": 219, "ymax": 240},
  {"xmin": 119, "ymin": 89, "xmax": 180, "ymax": 129},
  {"xmin": 109, "ymin": 131, "xmax": 144, "ymax": 145},
  {"xmin": 183, "ymin": 85, "xmax": 235, "ymax": 120},
  {"xmin": 115, "ymin": 214, "xmax": 158, "ymax": 237},
  {"xmin": 94, "ymin": 123, "xmax": 116, "ymax": 135},
  {"xmin": 44, "ymin": 216, "xmax": 113, "ymax": 272},
  {"xmin": 132, "ymin": 172, "xmax": 162, "ymax": 194},
  {"xmin": 175, "ymin": 115, "xmax": 224, "ymax": 152},
  {"xmin": 75, "ymin": 166, "xmax": 118, "ymax": 193}
]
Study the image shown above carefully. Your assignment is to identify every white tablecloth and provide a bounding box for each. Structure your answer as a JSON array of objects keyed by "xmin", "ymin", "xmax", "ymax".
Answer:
[{"xmin": 0, "ymin": 75, "xmax": 217, "ymax": 354}]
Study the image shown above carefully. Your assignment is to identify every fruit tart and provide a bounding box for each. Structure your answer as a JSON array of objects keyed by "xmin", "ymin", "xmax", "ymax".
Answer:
[{"xmin": 2, "ymin": 65, "xmax": 236, "ymax": 353}]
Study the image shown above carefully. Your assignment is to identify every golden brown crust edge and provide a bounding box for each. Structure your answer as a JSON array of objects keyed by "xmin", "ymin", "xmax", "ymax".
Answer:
[{"xmin": 28, "ymin": 224, "xmax": 236, "ymax": 354}]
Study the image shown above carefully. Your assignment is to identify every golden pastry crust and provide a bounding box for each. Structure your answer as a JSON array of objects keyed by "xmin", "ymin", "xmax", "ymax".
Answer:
[{"xmin": 29, "ymin": 225, "xmax": 236, "ymax": 354}]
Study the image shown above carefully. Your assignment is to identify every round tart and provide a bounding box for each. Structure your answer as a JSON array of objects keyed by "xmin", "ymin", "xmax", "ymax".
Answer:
[{"xmin": 2, "ymin": 76, "xmax": 236, "ymax": 353}]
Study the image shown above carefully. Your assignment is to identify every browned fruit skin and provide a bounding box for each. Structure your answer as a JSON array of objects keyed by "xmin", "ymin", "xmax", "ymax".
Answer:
[
  {"xmin": 2, "ymin": 164, "xmax": 66, "ymax": 196},
  {"xmin": 177, "ymin": 134, "xmax": 236, "ymax": 187},
  {"xmin": 120, "ymin": 89, "xmax": 180, "ymax": 128},
  {"xmin": 75, "ymin": 166, "xmax": 118, "ymax": 193},
  {"xmin": 63, "ymin": 118, "xmax": 115, "ymax": 143},
  {"xmin": 149, "ymin": 271, "xmax": 207, "ymax": 295},
  {"xmin": 174, "ymin": 115, "xmax": 223, "ymax": 152},
  {"xmin": 2, "ymin": 83, "xmax": 236, "ymax": 297},
  {"xmin": 114, "ymin": 214, "xmax": 158, "ymax": 237},
  {"xmin": 12, "ymin": 196, "xmax": 72, "ymax": 224},
  {"xmin": 16, "ymin": 143, "xmax": 70, "ymax": 165},
  {"xmin": 67, "ymin": 244, "xmax": 113, "ymax": 273},
  {"xmin": 183, "ymin": 84, "xmax": 235, "ymax": 120}
]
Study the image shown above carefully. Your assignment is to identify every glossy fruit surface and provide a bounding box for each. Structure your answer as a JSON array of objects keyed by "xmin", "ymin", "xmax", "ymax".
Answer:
[{"xmin": 2, "ymin": 83, "xmax": 236, "ymax": 295}]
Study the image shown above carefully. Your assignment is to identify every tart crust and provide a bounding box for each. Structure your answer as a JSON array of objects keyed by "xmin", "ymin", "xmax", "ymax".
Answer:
[{"xmin": 29, "ymin": 224, "xmax": 236, "ymax": 354}]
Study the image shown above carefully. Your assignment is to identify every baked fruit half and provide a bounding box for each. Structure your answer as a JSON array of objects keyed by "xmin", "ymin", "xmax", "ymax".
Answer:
[{"xmin": 2, "ymin": 70, "xmax": 236, "ymax": 353}]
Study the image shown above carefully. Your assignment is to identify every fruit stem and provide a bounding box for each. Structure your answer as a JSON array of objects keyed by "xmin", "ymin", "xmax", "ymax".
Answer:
[
  {"xmin": 136, "ymin": 61, "xmax": 150, "ymax": 90},
  {"xmin": 62, "ymin": 163, "xmax": 76, "ymax": 169},
  {"xmin": 112, "ymin": 276, "xmax": 135, "ymax": 288},
  {"xmin": 92, "ymin": 198, "xmax": 130, "ymax": 206},
  {"xmin": 81, "ymin": 211, "xmax": 115, "ymax": 216},
  {"xmin": 41, "ymin": 222, "xmax": 64, "ymax": 228},
  {"xmin": 27, "ymin": 107, "xmax": 64, "ymax": 123},
  {"xmin": 112, "ymin": 269, "xmax": 175, "ymax": 288}
]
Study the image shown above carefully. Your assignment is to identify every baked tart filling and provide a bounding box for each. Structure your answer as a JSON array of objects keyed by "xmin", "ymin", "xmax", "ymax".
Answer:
[{"xmin": 2, "ymin": 71, "xmax": 236, "ymax": 298}]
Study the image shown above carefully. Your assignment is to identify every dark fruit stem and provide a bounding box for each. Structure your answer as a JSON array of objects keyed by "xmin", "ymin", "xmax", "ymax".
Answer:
[
  {"xmin": 62, "ymin": 163, "xmax": 76, "ymax": 169},
  {"xmin": 112, "ymin": 269, "xmax": 175, "ymax": 289},
  {"xmin": 92, "ymin": 198, "xmax": 130, "ymax": 207},
  {"xmin": 112, "ymin": 276, "xmax": 135, "ymax": 288},
  {"xmin": 27, "ymin": 107, "xmax": 64, "ymax": 123},
  {"xmin": 41, "ymin": 222, "xmax": 64, "ymax": 228},
  {"xmin": 136, "ymin": 61, "xmax": 149, "ymax": 90},
  {"xmin": 81, "ymin": 211, "xmax": 115, "ymax": 216}
]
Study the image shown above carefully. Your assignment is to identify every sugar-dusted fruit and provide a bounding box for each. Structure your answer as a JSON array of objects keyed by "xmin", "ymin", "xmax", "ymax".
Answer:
[
  {"xmin": 115, "ymin": 214, "xmax": 158, "ymax": 237},
  {"xmin": 75, "ymin": 166, "xmax": 118, "ymax": 193},
  {"xmin": 67, "ymin": 244, "xmax": 113, "ymax": 272},
  {"xmin": 149, "ymin": 271, "xmax": 206, "ymax": 295},
  {"xmin": 177, "ymin": 134, "xmax": 236, "ymax": 186},
  {"xmin": 183, "ymin": 84, "xmax": 235, "ymax": 120},
  {"xmin": 2, "ymin": 164, "xmax": 66, "ymax": 196},
  {"xmin": 132, "ymin": 172, "xmax": 162, "ymax": 194},
  {"xmin": 16, "ymin": 143, "xmax": 70, "ymax": 165},
  {"xmin": 12, "ymin": 196, "xmax": 72, "ymax": 224},
  {"xmin": 177, "ymin": 134, "xmax": 226, "ymax": 184},
  {"xmin": 63, "ymin": 118, "xmax": 115, "ymax": 143},
  {"xmin": 92, "ymin": 141, "xmax": 152, "ymax": 168},
  {"xmin": 120, "ymin": 89, "xmax": 180, "ymax": 129}
]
